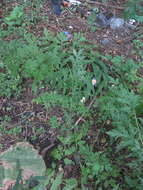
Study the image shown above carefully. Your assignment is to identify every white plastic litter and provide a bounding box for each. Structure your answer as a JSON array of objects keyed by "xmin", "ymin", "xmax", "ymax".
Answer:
[
  {"xmin": 110, "ymin": 18, "xmax": 125, "ymax": 30},
  {"xmin": 125, "ymin": 18, "xmax": 137, "ymax": 29},
  {"xmin": 128, "ymin": 19, "xmax": 136, "ymax": 25},
  {"xmin": 68, "ymin": 0, "xmax": 81, "ymax": 5},
  {"xmin": 69, "ymin": 25, "xmax": 73, "ymax": 29}
]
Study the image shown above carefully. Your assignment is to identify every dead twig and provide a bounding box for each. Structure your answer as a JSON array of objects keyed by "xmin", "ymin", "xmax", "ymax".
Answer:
[
  {"xmin": 86, "ymin": 1, "xmax": 125, "ymax": 10},
  {"xmin": 74, "ymin": 95, "xmax": 96, "ymax": 126},
  {"xmin": 40, "ymin": 143, "xmax": 55, "ymax": 158}
]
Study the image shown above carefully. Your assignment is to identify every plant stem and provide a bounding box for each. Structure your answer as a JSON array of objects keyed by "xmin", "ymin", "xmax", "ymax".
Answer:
[{"xmin": 134, "ymin": 111, "xmax": 143, "ymax": 145}]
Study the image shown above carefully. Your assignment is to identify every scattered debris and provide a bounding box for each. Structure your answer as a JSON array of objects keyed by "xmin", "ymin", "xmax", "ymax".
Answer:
[
  {"xmin": 63, "ymin": 31, "xmax": 72, "ymax": 40},
  {"xmin": 128, "ymin": 19, "xmax": 136, "ymax": 25},
  {"xmin": 88, "ymin": 0, "xmax": 125, "ymax": 10},
  {"xmin": 101, "ymin": 38, "xmax": 111, "ymax": 46},
  {"xmin": 96, "ymin": 13, "xmax": 110, "ymax": 27},
  {"xmin": 125, "ymin": 18, "xmax": 137, "ymax": 29},
  {"xmin": 76, "ymin": 7, "xmax": 86, "ymax": 18},
  {"xmin": 62, "ymin": 0, "xmax": 71, "ymax": 7},
  {"xmin": 51, "ymin": 0, "xmax": 62, "ymax": 16},
  {"xmin": 95, "ymin": 11, "xmax": 136, "ymax": 31},
  {"xmin": 68, "ymin": 0, "xmax": 81, "ymax": 5},
  {"xmin": 110, "ymin": 18, "xmax": 125, "ymax": 30},
  {"xmin": 96, "ymin": 12, "xmax": 113, "ymax": 27},
  {"xmin": 69, "ymin": 25, "xmax": 73, "ymax": 29},
  {"xmin": 92, "ymin": 7, "xmax": 99, "ymax": 14}
]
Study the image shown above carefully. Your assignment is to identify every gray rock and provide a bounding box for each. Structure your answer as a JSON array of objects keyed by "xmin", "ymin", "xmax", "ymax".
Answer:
[
  {"xmin": 101, "ymin": 38, "xmax": 110, "ymax": 46},
  {"xmin": 96, "ymin": 13, "xmax": 110, "ymax": 27},
  {"xmin": 125, "ymin": 22, "xmax": 137, "ymax": 30},
  {"xmin": 110, "ymin": 18, "xmax": 125, "ymax": 30}
]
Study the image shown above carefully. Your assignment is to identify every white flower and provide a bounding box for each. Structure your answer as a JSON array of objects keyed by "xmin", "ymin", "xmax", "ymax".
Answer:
[
  {"xmin": 58, "ymin": 165, "xmax": 63, "ymax": 172},
  {"xmin": 80, "ymin": 97, "xmax": 86, "ymax": 103},
  {"xmin": 92, "ymin": 78, "xmax": 97, "ymax": 86}
]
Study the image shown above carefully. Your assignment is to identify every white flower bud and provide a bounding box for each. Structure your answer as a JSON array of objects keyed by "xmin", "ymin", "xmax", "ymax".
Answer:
[
  {"xmin": 80, "ymin": 97, "xmax": 86, "ymax": 103},
  {"xmin": 92, "ymin": 78, "xmax": 97, "ymax": 86}
]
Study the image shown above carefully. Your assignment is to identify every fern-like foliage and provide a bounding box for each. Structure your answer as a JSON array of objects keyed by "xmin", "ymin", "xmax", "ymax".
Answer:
[{"xmin": 124, "ymin": 0, "xmax": 143, "ymax": 22}]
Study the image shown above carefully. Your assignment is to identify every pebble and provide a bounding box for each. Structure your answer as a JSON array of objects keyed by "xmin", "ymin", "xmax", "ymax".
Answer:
[
  {"xmin": 101, "ymin": 38, "xmax": 110, "ymax": 46},
  {"xmin": 69, "ymin": 25, "xmax": 73, "ymax": 29},
  {"xmin": 96, "ymin": 13, "xmax": 109, "ymax": 26}
]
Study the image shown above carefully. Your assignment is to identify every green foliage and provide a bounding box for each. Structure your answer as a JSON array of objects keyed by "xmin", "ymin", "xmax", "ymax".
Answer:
[
  {"xmin": 0, "ymin": 52, "xmax": 21, "ymax": 97},
  {"xmin": 50, "ymin": 173, "xmax": 63, "ymax": 190},
  {"xmin": 1, "ymin": 1, "xmax": 143, "ymax": 189},
  {"xmin": 5, "ymin": 6, "xmax": 24, "ymax": 26},
  {"xmin": 124, "ymin": 0, "xmax": 143, "ymax": 22},
  {"xmin": 1, "ymin": 28, "xmax": 109, "ymax": 101},
  {"xmin": 98, "ymin": 83, "xmax": 143, "ymax": 188},
  {"xmin": 1, "ymin": 28, "xmax": 143, "ymax": 188},
  {"xmin": 87, "ymin": 8, "xmax": 98, "ymax": 32},
  {"xmin": 110, "ymin": 56, "xmax": 140, "ymax": 86},
  {"xmin": 98, "ymin": 85, "xmax": 140, "ymax": 120},
  {"xmin": 0, "ymin": 123, "xmax": 22, "ymax": 136},
  {"xmin": 79, "ymin": 144, "xmax": 120, "ymax": 189},
  {"xmin": 0, "ymin": 72, "xmax": 21, "ymax": 97}
]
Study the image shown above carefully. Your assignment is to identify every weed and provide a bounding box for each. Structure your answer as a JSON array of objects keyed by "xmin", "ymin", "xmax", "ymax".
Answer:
[
  {"xmin": 5, "ymin": 6, "xmax": 24, "ymax": 26},
  {"xmin": 1, "ymin": 1, "xmax": 143, "ymax": 188},
  {"xmin": 124, "ymin": 0, "xmax": 143, "ymax": 22}
]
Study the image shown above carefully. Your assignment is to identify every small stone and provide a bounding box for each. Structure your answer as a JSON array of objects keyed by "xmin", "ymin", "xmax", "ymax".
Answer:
[
  {"xmin": 106, "ymin": 30, "xmax": 110, "ymax": 34},
  {"xmin": 96, "ymin": 13, "xmax": 109, "ymax": 26},
  {"xmin": 69, "ymin": 25, "xmax": 73, "ymax": 29},
  {"xmin": 106, "ymin": 120, "xmax": 111, "ymax": 125},
  {"xmin": 101, "ymin": 38, "xmax": 110, "ymax": 46},
  {"xmin": 101, "ymin": 137, "xmax": 107, "ymax": 144}
]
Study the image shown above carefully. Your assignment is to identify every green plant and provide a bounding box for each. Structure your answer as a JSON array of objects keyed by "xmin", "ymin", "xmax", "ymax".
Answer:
[
  {"xmin": 0, "ymin": 56, "xmax": 21, "ymax": 97},
  {"xmin": 87, "ymin": 8, "xmax": 98, "ymax": 32},
  {"xmin": 97, "ymin": 83, "xmax": 143, "ymax": 188},
  {"xmin": 79, "ymin": 144, "xmax": 120, "ymax": 189},
  {"xmin": 0, "ymin": 123, "xmax": 22, "ymax": 136},
  {"xmin": 0, "ymin": 72, "xmax": 21, "ymax": 97},
  {"xmin": 124, "ymin": 0, "xmax": 143, "ymax": 22},
  {"xmin": 5, "ymin": 6, "xmax": 24, "ymax": 26},
  {"xmin": 110, "ymin": 56, "xmax": 140, "ymax": 86},
  {"xmin": 133, "ymin": 39, "xmax": 143, "ymax": 61},
  {"xmin": 1, "ymin": 4, "xmax": 143, "ymax": 188}
]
